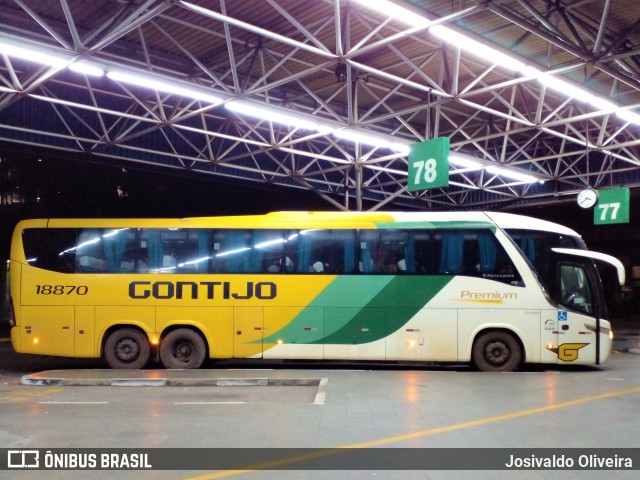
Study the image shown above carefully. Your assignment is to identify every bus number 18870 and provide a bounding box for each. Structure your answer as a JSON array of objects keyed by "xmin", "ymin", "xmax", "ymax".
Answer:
[{"xmin": 35, "ymin": 285, "xmax": 89, "ymax": 295}]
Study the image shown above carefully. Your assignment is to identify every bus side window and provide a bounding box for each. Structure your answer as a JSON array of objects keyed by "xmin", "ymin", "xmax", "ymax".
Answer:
[
  {"xmin": 213, "ymin": 230, "xmax": 252, "ymax": 273},
  {"xmin": 436, "ymin": 231, "xmax": 463, "ymax": 274},
  {"xmin": 287, "ymin": 229, "xmax": 356, "ymax": 274},
  {"xmin": 74, "ymin": 228, "xmax": 137, "ymax": 273},
  {"xmin": 359, "ymin": 230, "xmax": 420, "ymax": 274},
  {"xmin": 177, "ymin": 230, "xmax": 211, "ymax": 273},
  {"xmin": 23, "ymin": 228, "xmax": 78, "ymax": 273},
  {"xmin": 358, "ymin": 231, "xmax": 378, "ymax": 273},
  {"xmin": 139, "ymin": 229, "xmax": 180, "ymax": 273},
  {"xmin": 434, "ymin": 229, "xmax": 522, "ymax": 285},
  {"xmin": 102, "ymin": 228, "xmax": 136, "ymax": 273},
  {"xmin": 76, "ymin": 229, "xmax": 107, "ymax": 272},
  {"xmin": 413, "ymin": 231, "xmax": 431, "ymax": 274},
  {"xmin": 253, "ymin": 230, "xmax": 285, "ymax": 273}
]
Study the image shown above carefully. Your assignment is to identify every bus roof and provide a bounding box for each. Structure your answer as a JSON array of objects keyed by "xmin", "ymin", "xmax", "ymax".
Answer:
[
  {"xmin": 15, "ymin": 211, "xmax": 579, "ymax": 235},
  {"xmin": 483, "ymin": 212, "xmax": 581, "ymax": 237}
]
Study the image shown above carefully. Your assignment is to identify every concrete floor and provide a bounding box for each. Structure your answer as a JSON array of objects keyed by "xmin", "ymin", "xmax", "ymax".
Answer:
[{"xmin": 1, "ymin": 338, "xmax": 639, "ymax": 479}]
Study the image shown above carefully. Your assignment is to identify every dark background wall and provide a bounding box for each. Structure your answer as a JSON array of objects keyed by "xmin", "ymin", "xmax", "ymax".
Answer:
[{"xmin": 2, "ymin": 154, "xmax": 638, "ymax": 319}]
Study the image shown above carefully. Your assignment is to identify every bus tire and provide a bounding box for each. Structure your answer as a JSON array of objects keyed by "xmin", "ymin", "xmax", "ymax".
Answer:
[
  {"xmin": 472, "ymin": 331, "xmax": 522, "ymax": 372},
  {"xmin": 104, "ymin": 328, "xmax": 150, "ymax": 369},
  {"xmin": 160, "ymin": 329, "xmax": 206, "ymax": 369}
]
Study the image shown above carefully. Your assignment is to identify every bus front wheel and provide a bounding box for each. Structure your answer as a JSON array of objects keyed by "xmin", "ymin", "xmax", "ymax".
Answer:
[
  {"xmin": 104, "ymin": 328, "xmax": 151, "ymax": 369},
  {"xmin": 472, "ymin": 331, "xmax": 522, "ymax": 372},
  {"xmin": 160, "ymin": 329, "xmax": 206, "ymax": 369}
]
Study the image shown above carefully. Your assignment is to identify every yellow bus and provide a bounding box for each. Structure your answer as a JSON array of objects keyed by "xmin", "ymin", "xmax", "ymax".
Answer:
[{"xmin": 8, "ymin": 211, "xmax": 624, "ymax": 372}]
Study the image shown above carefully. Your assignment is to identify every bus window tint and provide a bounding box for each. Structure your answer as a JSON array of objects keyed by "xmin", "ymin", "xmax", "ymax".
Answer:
[
  {"xmin": 23, "ymin": 228, "xmax": 77, "ymax": 273},
  {"xmin": 559, "ymin": 264, "xmax": 593, "ymax": 314},
  {"xmin": 505, "ymin": 229, "xmax": 585, "ymax": 274},
  {"xmin": 359, "ymin": 230, "xmax": 427, "ymax": 274},
  {"xmin": 180, "ymin": 230, "xmax": 211, "ymax": 273},
  {"xmin": 139, "ymin": 229, "xmax": 212, "ymax": 274},
  {"xmin": 169, "ymin": 229, "xmax": 212, "ymax": 273},
  {"xmin": 212, "ymin": 230, "xmax": 284, "ymax": 274},
  {"xmin": 76, "ymin": 228, "xmax": 136, "ymax": 273},
  {"xmin": 286, "ymin": 229, "xmax": 357, "ymax": 274},
  {"xmin": 434, "ymin": 229, "xmax": 522, "ymax": 285},
  {"xmin": 253, "ymin": 230, "xmax": 285, "ymax": 273}
]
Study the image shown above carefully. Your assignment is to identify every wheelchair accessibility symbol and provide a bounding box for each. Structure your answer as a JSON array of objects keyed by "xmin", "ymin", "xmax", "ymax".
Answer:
[{"xmin": 558, "ymin": 310, "xmax": 568, "ymax": 321}]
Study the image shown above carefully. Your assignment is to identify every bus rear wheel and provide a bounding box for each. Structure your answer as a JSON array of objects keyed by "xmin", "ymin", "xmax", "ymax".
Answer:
[
  {"xmin": 160, "ymin": 329, "xmax": 206, "ymax": 369},
  {"xmin": 472, "ymin": 331, "xmax": 522, "ymax": 372},
  {"xmin": 104, "ymin": 328, "xmax": 150, "ymax": 369}
]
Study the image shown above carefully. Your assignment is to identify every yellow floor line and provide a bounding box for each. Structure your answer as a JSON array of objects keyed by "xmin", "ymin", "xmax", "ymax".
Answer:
[{"xmin": 181, "ymin": 384, "xmax": 640, "ymax": 479}]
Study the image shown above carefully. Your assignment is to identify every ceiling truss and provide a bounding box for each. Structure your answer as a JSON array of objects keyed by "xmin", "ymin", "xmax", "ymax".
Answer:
[{"xmin": 0, "ymin": 0, "xmax": 639, "ymax": 210}]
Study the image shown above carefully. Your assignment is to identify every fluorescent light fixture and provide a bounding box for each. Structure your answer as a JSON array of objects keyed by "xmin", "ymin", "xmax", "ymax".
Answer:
[
  {"xmin": 333, "ymin": 128, "xmax": 410, "ymax": 153},
  {"xmin": 354, "ymin": 3, "xmax": 526, "ymax": 72},
  {"xmin": 351, "ymin": 0, "xmax": 430, "ymax": 28},
  {"xmin": 523, "ymin": 66, "xmax": 618, "ymax": 113},
  {"xmin": 616, "ymin": 109, "xmax": 640, "ymax": 125},
  {"xmin": 486, "ymin": 165, "xmax": 543, "ymax": 184},
  {"xmin": 590, "ymin": 97, "xmax": 618, "ymax": 112},
  {"xmin": 107, "ymin": 70, "xmax": 223, "ymax": 104},
  {"xmin": 364, "ymin": 165, "xmax": 408, "ymax": 175},
  {"xmin": 390, "ymin": 143, "xmax": 411, "ymax": 155},
  {"xmin": 0, "ymin": 41, "xmax": 68, "ymax": 68},
  {"xmin": 69, "ymin": 60, "xmax": 104, "ymax": 77},
  {"xmin": 225, "ymin": 101, "xmax": 327, "ymax": 131},
  {"xmin": 351, "ymin": 1, "xmax": 632, "ymax": 129},
  {"xmin": 449, "ymin": 155, "xmax": 483, "ymax": 170},
  {"xmin": 450, "ymin": 155, "xmax": 542, "ymax": 183},
  {"xmin": 431, "ymin": 26, "xmax": 525, "ymax": 72}
]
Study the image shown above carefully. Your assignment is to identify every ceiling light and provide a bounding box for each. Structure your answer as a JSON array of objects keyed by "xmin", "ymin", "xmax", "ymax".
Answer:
[
  {"xmin": 449, "ymin": 155, "xmax": 483, "ymax": 170},
  {"xmin": 587, "ymin": 96, "xmax": 617, "ymax": 112},
  {"xmin": 225, "ymin": 101, "xmax": 327, "ymax": 131},
  {"xmin": 525, "ymin": 67, "xmax": 616, "ymax": 111},
  {"xmin": 486, "ymin": 165, "xmax": 543, "ymax": 184},
  {"xmin": 0, "ymin": 40, "xmax": 68, "ymax": 68},
  {"xmin": 351, "ymin": 2, "xmax": 630, "ymax": 129},
  {"xmin": 430, "ymin": 26, "xmax": 525, "ymax": 72},
  {"xmin": 450, "ymin": 155, "xmax": 542, "ymax": 183},
  {"xmin": 351, "ymin": 0, "xmax": 430, "ymax": 28},
  {"xmin": 616, "ymin": 109, "xmax": 640, "ymax": 125},
  {"xmin": 351, "ymin": 4, "xmax": 525, "ymax": 73},
  {"xmin": 107, "ymin": 70, "xmax": 223, "ymax": 104},
  {"xmin": 333, "ymin": 128, "xmax": 409, "ymax": 153},
  {"xmin": 69, "ymin": 61, "xmax": 104, "ymax": 77}
]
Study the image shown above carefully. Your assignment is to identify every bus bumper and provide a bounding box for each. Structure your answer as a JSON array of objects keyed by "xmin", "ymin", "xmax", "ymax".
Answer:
[
  {"xmin": 10, "ymin": 326, "xmax": 20, "ymax": 353},
  {"xmin": 599, "ymin": 321, "xmax": 613, "ymax": 364}
]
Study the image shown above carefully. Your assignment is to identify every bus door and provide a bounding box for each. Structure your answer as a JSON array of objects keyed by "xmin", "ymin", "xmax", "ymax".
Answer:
[{"xmin": 548, "ymin": 252, "xmax": 612, "ymax": 365}]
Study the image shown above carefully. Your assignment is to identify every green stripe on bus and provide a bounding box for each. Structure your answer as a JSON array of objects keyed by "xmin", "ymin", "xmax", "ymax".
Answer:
[
  {"xmin": 320, "ymin": 275, "xmax": 453, "ymax": 345},
  {"xmin": 263, "ymin": 275, "xmax": 453, "ymax": 345},
  {"xmin": 262, "ymin": 276, "xmax": 394, "ymax": 344}
]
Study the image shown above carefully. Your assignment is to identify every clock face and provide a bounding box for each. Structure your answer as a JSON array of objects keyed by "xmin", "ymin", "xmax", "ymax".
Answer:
[{"xmin": 577, "ymin": 188, "xmax": 598, "ymax": 209}]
